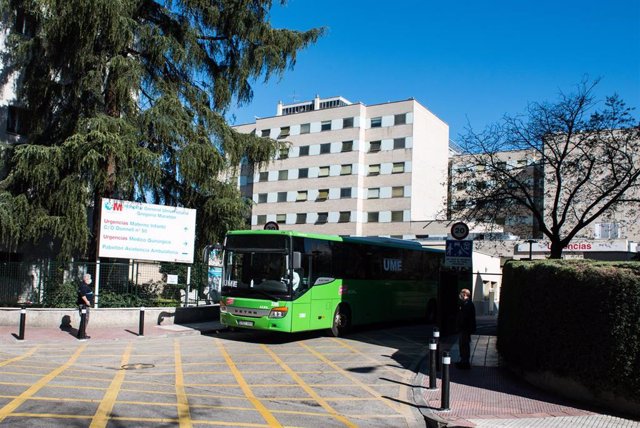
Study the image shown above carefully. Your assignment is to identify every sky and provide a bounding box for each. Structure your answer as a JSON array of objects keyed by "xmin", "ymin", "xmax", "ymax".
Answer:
[{"xmin": 227, "ymin": 0, "xmax": 640, "ymax": 141}]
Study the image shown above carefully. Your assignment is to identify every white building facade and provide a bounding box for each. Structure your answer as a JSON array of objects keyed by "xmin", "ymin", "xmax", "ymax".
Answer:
[{"xmin": 234, "ymin": 96, "xmax": 449, "ymax": 239}]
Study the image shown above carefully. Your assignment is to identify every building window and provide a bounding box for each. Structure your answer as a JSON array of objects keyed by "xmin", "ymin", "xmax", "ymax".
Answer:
[
  {"xmin": 455, "ymin": 200, "xmax": 467, "ymax": 210},
  {"xmin": 279, "ymin": 147, "xmax": 289, "ymax": 159},
  {"xmin": 261, "ymin": 129, "xmax": 270, "ymax": 137},
  {"xmin": 321, "ymin": 120, "xmax": 331, "ymax": 131},
  {"xmin": 343, "ymin": 117, "xmax": 354, "ymax": 128},
  {"xmin": 341, "ymin": 141, "xmax": 353, "ymax": 152},
  {"xmin": 369, "ymin": 140, "xmax": 381, "ymax": 153},
  {"xmin": 257, "ymin": 215, "xmax": 267, "ymax": 225},
  {"xmin": 318, "ymin": 166, "xmax": 330, "ymax": 177},
  {"xmin": 456, "ymin": 182, "xmax": 466, "ymax": 191},
  {"xmin": 392, "ymin": 186, "xmax": 404, "ymax": 198},
  {"xmin": 367, "ymin": 188, "xmax": 380, "ymax": 199},
  {"xmin": 296, "ymin": 191, "xmax": 308, "ymax": 202},
  {"xmin": 277, "ymin": 192, "xmax": 287, "ymax": 202},
  {"xmin": 394, "ymin": 113, "xmax": 406, "ymax": 125},
  {"xmin": 257, "ymin": 193, "xmax": 267, "ymax": 203},
  {"xmin": 340, "ymin": 188, "xmax": 351, "ymax": 198},
  {"xmin": 594, "ymin": 223, "xmax": 620, "ymax": 239},
  {"xmin": 276, "ymin": 214, "xmax": 286, "ymax": 224},
  {"xmin": 340, "ymin": 164, "xmax": 352, "ymax": 175},
  {"xmin": 391, "ymin": 211, "xmax": 404, "ymax": 222},
  {"xmin": 392, "ymin": 162, "xmax": 405, "ymax": 174},
  {"xmin": 316, "ymin": 212, "xmax": 328, "ymax": 224},
  {"xmin": 393, "ymin": 138, "xmax": 406, "ymax": 149},
  {"xmin": 278, "ymin": 126, "xmax": 290, "ymax": 138},
  {"xmin": 300, "ymin": 123, "xmax": 310, "ymax": 134},
  {"xmin": 259, "ymin": 172, "xmax": 269, "ymax": 182},
  {"xmin": 320, "ymin": 143, "xmax": 331, "ymax": 154},
  {"xmin": 368, "ymin": 164, "xmax": 380, "ymax": 176},
  {"xmin": 6, "ymin": 106, "xmax": 29, "ymax": 135},
  {"xmin": 296, "ymin": 213, "xmax": 307, "ymax": 224},
  {"xmin": 298, "ymin": 168, "xmax": 309, "ymax": 179},
  {"xmin": 371, "ymin": 117, "xmax": 382, "ymax": 128},
  {"xmin": 338, "ymin": 211, "xmax": 350, "ymax": 223},
  {"xmin": 278, "ymin": 170, "xmax": 288, "ymax": 180},
  {"xmin": 367, "ymin": 212, "xmax": 379, "ymax": 223},
  {"xmin": 317, "ymin": 189, "xmax": 329, "ymax": 201}
]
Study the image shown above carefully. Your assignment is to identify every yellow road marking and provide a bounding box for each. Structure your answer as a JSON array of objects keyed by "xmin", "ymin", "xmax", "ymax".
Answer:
[
  {"xmin": 9, "ymin": 413, "xmax": 91, "ymax": 420},
  {"xmin": 299, "ymin": 342, "xmax": 402, "ymax": 413},
  {"xmin": 331, "ymin": 337, "xmax": 418, "ymax": 420},
  {"xmin": 90, "ymin": 342, "xmax": 132, "ymax": 428},
  {"xmin": 261, "ymin": 345, "xmax": 357, "ymax": 428},
  {"xmin": 215, "ymin": 338, "xmax": 282, "ymax": 427},
  {"xmin": 0, "ymin": 344, "xmax": 87, "ymax": 422},
  {"xmin": 0, "ymin": 346, "xmax": 40, "ymax": 367},
  {"xmin": 174, "ymin": 339, "xmax": 193, "ymax": 428}
]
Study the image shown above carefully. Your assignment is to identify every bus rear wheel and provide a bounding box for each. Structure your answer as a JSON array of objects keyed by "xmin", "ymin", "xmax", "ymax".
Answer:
[{"xmin": 331, "ymin": 305, "xmax": 351, "ymax": 337}]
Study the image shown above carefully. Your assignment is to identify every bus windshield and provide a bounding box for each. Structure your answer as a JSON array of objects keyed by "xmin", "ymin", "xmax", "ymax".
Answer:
[{"xmin": 222, "ymin": 249, "xmax": 292, "ymax": 301}]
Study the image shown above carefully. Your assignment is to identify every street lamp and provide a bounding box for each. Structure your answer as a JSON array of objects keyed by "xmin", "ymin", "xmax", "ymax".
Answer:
[{"xmin": 525, "ymin": 239, "xmax": 536, "ymax": 260}]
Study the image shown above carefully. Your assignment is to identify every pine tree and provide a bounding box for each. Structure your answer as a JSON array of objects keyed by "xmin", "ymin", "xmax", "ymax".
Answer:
[{"xmin": 0, "ymin": 0, "xmax": 323, "ymax": 260}]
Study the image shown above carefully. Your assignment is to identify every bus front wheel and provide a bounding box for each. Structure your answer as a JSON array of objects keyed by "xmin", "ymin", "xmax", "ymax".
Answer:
[{"xmin": 331, "ymin": 305, "xmax": 351, "ymax": 337}]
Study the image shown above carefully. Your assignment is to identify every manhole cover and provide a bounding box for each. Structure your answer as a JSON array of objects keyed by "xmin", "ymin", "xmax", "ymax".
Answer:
[{"xmin": 121, "ymin": 363, "xmax": 155, "ymax": 370}]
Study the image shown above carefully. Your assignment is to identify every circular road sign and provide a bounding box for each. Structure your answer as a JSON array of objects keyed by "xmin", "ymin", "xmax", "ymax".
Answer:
[
  {"xmin": 263, "ymin": 221, "xmax": 279, "ymax": 231},
  {"xmin": 450, "ymin": 222, "xmax": 470, "ymax": 240}
]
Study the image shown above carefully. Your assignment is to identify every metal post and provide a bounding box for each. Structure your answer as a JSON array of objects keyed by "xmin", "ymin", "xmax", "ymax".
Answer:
[
  {"xmin": 139, "ymin": 306, "xmax": 145, "ymax": 337},
  {"xmin": 77, "ymin": 308, "xmax": 87, "ymax": 339},
  {"xmin": 429, "ymin": 338, "xmax": 438, "ymax": 389},
  {"xmin": 433, "ymin": 327, "xmax": 441, "ymax": 371},
  {"xmin": 18, "ymin": 307, "xmax": 26, "ymax": 340},
  {"xmin": 441, "ymin": 351, "xmax": 451, "ymax": 410},
  {"xmin": 94, "ymin": 259, "xmax": 101, "ymax": 308}
]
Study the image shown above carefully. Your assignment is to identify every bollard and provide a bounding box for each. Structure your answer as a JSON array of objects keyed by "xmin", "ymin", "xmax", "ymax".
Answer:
[
  {"xmin": 433, "ymin": 327, "xmax": 441, "ymax": 371},
  {"xmin": 429, "ymin": 338, "xmax": 438, "ymax": 389},
  {"xmin": 441, "ymin": 351, "xmax": 451, "ymax": 410},
  {"xmin": 77, "ymin": 308, "xmax": 87, "ymax": 339},
  {"xmin": 18, "ymin": 307, "xmax": 26, "ymax": 340},
  {"xmin": 139, "ymin": 306, "xmax": 145, "ymax": 337}
]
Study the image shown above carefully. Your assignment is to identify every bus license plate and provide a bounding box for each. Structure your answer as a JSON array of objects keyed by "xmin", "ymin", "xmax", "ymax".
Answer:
[{"xmin": 238, "ymin": 320, "xmax": 254, "ymax": 327}]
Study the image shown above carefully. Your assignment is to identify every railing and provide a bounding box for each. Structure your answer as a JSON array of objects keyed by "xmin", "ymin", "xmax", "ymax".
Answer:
[{"xmin": 0, "ymin": 260, "xmax": 216, "ymax": 308}]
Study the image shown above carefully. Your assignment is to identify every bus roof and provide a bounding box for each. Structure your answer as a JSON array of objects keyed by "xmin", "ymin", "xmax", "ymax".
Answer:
[{"xmin": 226, "ymin": 230, "xmax": 444, "ymax": 253}]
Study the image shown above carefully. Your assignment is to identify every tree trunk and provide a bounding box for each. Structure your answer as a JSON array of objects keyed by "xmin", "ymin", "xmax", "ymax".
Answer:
[{"xmin": 549, "ymin": 240, "xmax": 563, "ymax": 259}]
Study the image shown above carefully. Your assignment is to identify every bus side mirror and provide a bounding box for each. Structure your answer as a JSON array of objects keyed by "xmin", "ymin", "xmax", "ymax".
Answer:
[
  {"xmin": 203, "ymin": 245, "xmax": 212, "ymax": 264},
  {"xmin": 293, "ymin": 252, "xmax": 302, "ymax": 269}
]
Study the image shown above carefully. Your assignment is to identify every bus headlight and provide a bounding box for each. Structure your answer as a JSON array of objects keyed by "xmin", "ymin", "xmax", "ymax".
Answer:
[{"xmin": 269, "ymin": 307, "xmax": 288, "ymax": 318}]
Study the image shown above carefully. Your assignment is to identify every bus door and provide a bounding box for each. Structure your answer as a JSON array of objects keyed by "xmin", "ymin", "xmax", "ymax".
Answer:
[{"xmin": 288, "ymin": 251, "xmax": 310, "ymax": 331}]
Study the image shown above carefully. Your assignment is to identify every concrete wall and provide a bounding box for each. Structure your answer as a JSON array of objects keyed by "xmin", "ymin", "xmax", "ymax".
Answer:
[{"xmin": 0, "ymin": 305, "xmax": 220, "ymax": 328}]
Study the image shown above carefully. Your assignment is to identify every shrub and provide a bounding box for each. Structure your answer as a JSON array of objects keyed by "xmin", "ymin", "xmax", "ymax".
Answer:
[
  {"xmin": 498, "ymin": 260, "xmax": 640, "ymax": 401},
  {"xmin": 42, "ymin": 280, "xmax": 77, "ymax": 308}
]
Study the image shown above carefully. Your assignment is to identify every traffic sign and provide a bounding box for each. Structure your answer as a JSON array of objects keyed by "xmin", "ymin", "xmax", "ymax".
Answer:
[
  {"xmin": 450, "ymin": 222, "xmax": 469, "ymax": 240},
  {"xmin": 264, "ymin": 221, "xmax": 279, "ymax": 230},
  {"xmin": 445, "ymin": 239, "xmax": 473, "ymax": 268}
]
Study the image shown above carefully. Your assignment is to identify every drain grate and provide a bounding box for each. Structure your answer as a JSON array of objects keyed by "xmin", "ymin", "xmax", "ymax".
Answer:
[{"xmin": 121, "ymin": 363, "xmax": 155, "ymax": 370}]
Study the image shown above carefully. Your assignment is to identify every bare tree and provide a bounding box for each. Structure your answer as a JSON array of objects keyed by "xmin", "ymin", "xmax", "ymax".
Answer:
[{"xmin": 453, "ymin": 80, "xmax": 640, "ymax": 259}]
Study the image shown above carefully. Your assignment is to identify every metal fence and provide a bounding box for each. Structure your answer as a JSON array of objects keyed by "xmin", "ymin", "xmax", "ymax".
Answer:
[{"xmin": 0, "ymin": 260, "xmax": 214, "ymax": 308}]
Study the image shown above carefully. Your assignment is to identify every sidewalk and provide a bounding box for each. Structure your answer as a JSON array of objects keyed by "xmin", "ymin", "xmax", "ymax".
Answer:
[
  {"xmin": 413, "ymin": 334, "xmax": 640, "ymax": 428},
  {"xmin": 0, "ymin": 319, "xmax": 224, "ymax": 345}
]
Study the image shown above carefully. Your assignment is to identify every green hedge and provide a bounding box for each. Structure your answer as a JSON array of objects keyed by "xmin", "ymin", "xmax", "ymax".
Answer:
[{"xmin": 497, "ymin": 260, "xmax": 640, "ymax": 401}]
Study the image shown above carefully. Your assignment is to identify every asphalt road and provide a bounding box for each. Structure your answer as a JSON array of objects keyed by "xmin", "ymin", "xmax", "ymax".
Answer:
[{"xmin": 0, "ymin": 322, "xmax": 434, "ymax": 427}]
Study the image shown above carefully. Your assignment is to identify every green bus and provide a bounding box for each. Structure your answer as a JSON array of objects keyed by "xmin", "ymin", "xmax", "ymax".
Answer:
[{"xmin": 217, "ymin": 230, "xmax": 444, "ymax": 336}]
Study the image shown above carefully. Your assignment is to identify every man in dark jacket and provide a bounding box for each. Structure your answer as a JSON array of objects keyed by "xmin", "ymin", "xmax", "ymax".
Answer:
[
  {"xmin": 77, "ymin": 273, "xmax": 94, "ymax": 339},
  {"xmin": 456, "ymin": 288, "xmax": 476, "ymax": 369}
]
